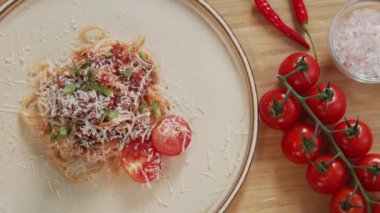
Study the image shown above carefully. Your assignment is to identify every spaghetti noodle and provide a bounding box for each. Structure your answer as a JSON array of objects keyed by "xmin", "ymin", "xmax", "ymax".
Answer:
[{"xmin": 20, "ymin": 26, "xmax": 170, "ymax": 182}]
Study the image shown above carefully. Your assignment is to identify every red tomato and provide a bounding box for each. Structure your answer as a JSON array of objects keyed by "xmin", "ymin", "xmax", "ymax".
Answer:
[
  {"xmin": 281, "ymin": 123, "xmax": 323, "ymax": 164},
  {"xmin": 278, "ymin": 52, "xmax": 320, "ymax": 94},
  {"xmin": 333, "ymin": 120, "xmax": 373, "ymax": 159},
  {"xmin": 355, "ymin": 154, "xmax": 380, "ymax": 192},
  {"xmin": 259, "ymin": 89, "xmax": 301, "ymax": 130},
  {"xmin": 372, "ymin": 201, "xmax": 380, "ymax": 213},
  {"xmin": 151, "ymin": 115, "xmax": 192, "ymax": 156},
  {"xmin": 330, "ymin": 187, "xmax": 367, "ymax": 213},
  {"xmin": 306, "ymin": 155, "xmax": 348, "ymax": 194},
  {"xmin": 306, "ymin": 82, "xmax": 346, "ymax": 124},
  {"xmin": 120, "ymin": 141, "xmax": 162, "ymax": 183}
]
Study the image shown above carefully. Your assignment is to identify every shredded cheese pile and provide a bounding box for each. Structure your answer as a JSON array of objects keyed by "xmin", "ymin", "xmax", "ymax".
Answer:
[{"xmin": 37, "ymin": 39, "xmax": 163, "ymax": 155}]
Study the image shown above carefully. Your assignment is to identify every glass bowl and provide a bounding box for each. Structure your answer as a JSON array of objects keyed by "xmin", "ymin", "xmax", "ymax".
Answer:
[{"xmin": 329, "ymin": 0, "xmax": 380, "ymax": 83}]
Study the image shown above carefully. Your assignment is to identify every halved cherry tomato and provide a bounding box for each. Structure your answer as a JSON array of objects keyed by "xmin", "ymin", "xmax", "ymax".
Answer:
[
  {"xmin": 259, "ymin": 89, "xmax": 301, "ymax": 130},
  {"xmin": 278, "ymin": 52, "xmax": 320, "ymax": 94},
  {"xmin": 282, "ymin": 123, "xmax": 323, "ymax": 164},
  {"xmin": 333, "ymin": 120, "xmax": 372, "ymax": 159},
  {"xmin": 151, "ymin": 115, "xmax": 192, "ymax": 156},
  {"xmin": 306, "ymin": 155, "xmax": 348, "ymax": 194},
  {"xmin": 306, "ymin": 82, "xmax": 346, "ymax": 124},
  {"xmin": 120, "ymin": 140, "xmax": 162, "ymax": 183},
  {"xmin": 330, "ymin": 187, "xmax": 367, "ymax": 213},
  {"xmin": 355, "ymin": 154, "xmax": 380, "ymax": 192}
]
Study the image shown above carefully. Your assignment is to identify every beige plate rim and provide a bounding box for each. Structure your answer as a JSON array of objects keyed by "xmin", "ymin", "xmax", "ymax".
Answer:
[{"xmin": 0, "ymin": 0, "xmax": 259, "ymax": 212}]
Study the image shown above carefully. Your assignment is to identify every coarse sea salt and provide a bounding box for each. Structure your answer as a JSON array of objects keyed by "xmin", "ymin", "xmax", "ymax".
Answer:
[{"xmin": 334, "ymin": 9, "xmax": 380, "ymax": 78}]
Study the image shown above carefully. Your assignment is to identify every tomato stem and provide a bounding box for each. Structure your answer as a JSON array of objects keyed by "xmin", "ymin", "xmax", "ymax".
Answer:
[
  {"xmin": 329, "ymin": 129, "xmax": 349, "ymax": 134},
  {"xmin": 284, "ymin": 67, "xmax": 302, "ymax": 78},
  {"xmin": 270, "ymin": 90, "xmax": 290, "ymax": 117},
  {"xmin": 352, "ymin": 165, "xmax": 370, "ymax": 169},
  {"xmin": 344, "ymin": 117, "xmax": 361, "ymax": 138},
  {"xmin": 283, "ymin": 57, "xmax": 311, "ymax": 80},
  {"xmin": 326, "ymin": 153, "xmax": 340, "ymax": 165},
  {"xmin": 303, "ymin": 94, "xmax": 320, "ymax": 100},
  {"xmin": 278, "ymin": 75, "xmax": 373, "ymax": 213}
]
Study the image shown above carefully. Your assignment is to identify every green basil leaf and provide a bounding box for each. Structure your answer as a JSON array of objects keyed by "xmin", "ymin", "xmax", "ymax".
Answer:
[
  {"xmin": 139, "ymin": 104, "xmax": 147, "ymax": 112},
  {"xmin": 152, "ymin": 102, "xmax": 159, "ymax": 111},
  {"xmin": 138, "ymin": 51, "xmax": 148, "ymax": 61},
  {"xmin": 81, "ymin": 59, "xmax": 90, "ymax": 69},
  {"xmin": 65, "ymin": 66, "xmax": 81, "ymax": 73},
  {"xmin": 61, "ymin": 83, "xmax": 76, "ymax": 96},
  {"xmin": 47, "ymin": 122, "xmax": 53, "ymax": 133},
  {"xmin": 151, "ymin": 102, "xmax": 160, "ymax": 118},
  {"xmin": 87, "ymin": 83, "xmax": 113, "ymax": 96},
  {"xmin": 103, "ymin": 52, "xmax": 114, "ymax": 58},
  {"xmin": 104, "ymin": 108, "xmax": 119, "ymax": 119},
  {"xmin": 121, "ymin": 70, "xmax": 133, "ymax": 77},
  {"xmin": 51, "ymin": 126, "xmax": 69, "ymax": 141},
  {"xmin": 87, "ymin": 69, "xmax": 95, "ymax": 81}
]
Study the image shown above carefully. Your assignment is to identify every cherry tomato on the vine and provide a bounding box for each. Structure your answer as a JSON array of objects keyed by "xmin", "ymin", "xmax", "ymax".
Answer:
[
  {"xmin": 372, "ymin": 200, "xmax": 380, "ymax": 213},
  {"xmin": 330, "ymin": 187, "xmax": 367, "ymax": 213},
  {"xmin": 306, "ymin": 82, "xmax": 346, "ymax": 124},
  {"xmin": 281, "ymin": 123, "xmax": 323, "ymax": 164},
  {"xmin": 278, "ymin": 52, "xmax": 320, "ymax": 94},
  {"xmin": 355, "ymin": 154, "xmax": 380, "ymax": 192},
  {"xmin": 333, "ymin": 119, "xmax": 373, "ymax": 159},
  {"xmin": 306, "ymin": 155, "xmax": 348, "ymax": 194},
  {"xmin": 259, "ymin": 89, "xmax": 301, "ymax": 130}
]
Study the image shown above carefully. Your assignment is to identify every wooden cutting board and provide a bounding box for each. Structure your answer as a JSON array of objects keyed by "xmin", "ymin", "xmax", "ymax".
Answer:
[{"xmin": 207, "ymin": 0, "xmax": 380, "ymax": 212}]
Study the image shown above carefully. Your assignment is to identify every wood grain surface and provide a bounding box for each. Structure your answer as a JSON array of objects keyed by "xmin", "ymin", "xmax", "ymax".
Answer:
[{"xmin": 206, "ymin": 0, "xmax": 380, "ymax": 212}]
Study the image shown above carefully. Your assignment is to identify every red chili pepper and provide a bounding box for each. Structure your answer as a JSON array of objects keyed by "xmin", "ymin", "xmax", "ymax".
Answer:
[
  {"xmin": 292, "ymin": 0, "xmax": 317, "ymax": 59},
  {"xmin": 293, "ymin": 0, "xmax": 308, "ymax": 30},
  {"xmin": 253, "ymin": 0, "xmax": 310, "ymax": 49}
]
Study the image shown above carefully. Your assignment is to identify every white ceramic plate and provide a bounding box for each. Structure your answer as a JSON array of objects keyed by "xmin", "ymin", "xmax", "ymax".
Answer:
[{"xmin": 0, "ymin": 0, "xmax": 258, "ymax": 212}]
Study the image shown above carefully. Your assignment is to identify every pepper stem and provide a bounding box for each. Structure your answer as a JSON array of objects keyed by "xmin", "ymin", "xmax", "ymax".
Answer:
[{"xmin": 303, "ymin": 25, "xmax": 318, "ymax": 61}]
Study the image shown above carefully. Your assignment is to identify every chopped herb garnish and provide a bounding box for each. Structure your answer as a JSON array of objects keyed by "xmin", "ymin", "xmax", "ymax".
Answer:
[
  {"xmin": 139, "ymin": 104, "xmax": 147, "ymax": 112},
  {"xmin": 152, "ymin": 102, "xmax": 159, "ymax": 111},
  {"xmin": 87, "ymin": 69, "xmax": 95, "ymax": 81},
  {"xmin": 138, "ymin": 51, "xmax": 148, "ymax": 61},
  {"xmin": 87, "ymin": 83, "xmax": 113, "ymax": 96},
  {"xmin": 61, "ymin": 83, "xmax": 76, "ymax": 96},
  {"xmin": 104, "ymin": 108, "xmax": 119, "ymax": 119},
  {"xmin": 51, "ymin": 126, "xmax": 69, "ymax": 141},
  {"xmin": 80, "ymin": 59, "xmax": 90, "ymax": 69},
  {"xmin": 151, "ymin": 102, "xmax": 160, "ymax": 118},
  {"xmin": 76, "ymin": 76, "xmax": 84, "ymax": 84},
  {"xmin": 47, "ymin": 122, "xmax": 53, "ymax": 133},
  {"xmin": 103, "ymin": 52, "xmax": 114, "ymax": 58},
  {"xmin": 121, "ymin": 70, "xmax": 133, "ymax": 77},
  {"xmin": 65, "ymin": 66, "xmax": 81, "ymax": 73}
]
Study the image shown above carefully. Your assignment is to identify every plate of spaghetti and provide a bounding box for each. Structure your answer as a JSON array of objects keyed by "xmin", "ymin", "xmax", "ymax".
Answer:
[{"xmin": 0, "ymin": 0, "xmax": 258, "ymax": 212}]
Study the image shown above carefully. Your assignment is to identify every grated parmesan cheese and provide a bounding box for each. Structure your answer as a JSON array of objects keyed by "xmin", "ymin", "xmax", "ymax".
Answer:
[
  {"xmin": 154, "ymin": 195, "xmax": 169, "ymax": 208},
  {"xmin": 200, "ymin": 171, "xmax": 218, "ymax": 182},
  {"xmin": 179, "ymin": 179, "xmax": 190, "ymax": 193},
  {"xmin": 35, "ymin": 42, "xmax": 160, "ymax": 164}
]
